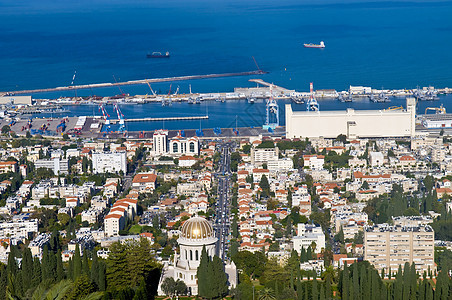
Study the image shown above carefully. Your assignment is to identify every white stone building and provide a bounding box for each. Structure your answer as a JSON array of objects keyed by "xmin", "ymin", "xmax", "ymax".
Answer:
[
  {"xmin": 292, "ymin": 223, "xmax": 325, "ymax": 254},
  {"xmin": 158, "ymin": 217, "xmax": 237, "ymax": 295},
  {"xmin": 92, "ymin": 152, "xmax": 127, "ymax": 174}
]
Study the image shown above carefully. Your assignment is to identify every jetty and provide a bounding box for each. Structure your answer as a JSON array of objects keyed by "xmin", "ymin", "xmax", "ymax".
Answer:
[
  {"xmin": 110, "ymin": 115, "xmax": 208, "ymax": 123},
  {"xmin": 3, "ymin": 70, "xmax": 267, "ymax": 96}
]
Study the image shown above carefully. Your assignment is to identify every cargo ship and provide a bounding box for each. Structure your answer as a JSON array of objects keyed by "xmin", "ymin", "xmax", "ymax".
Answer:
[
  {"xmin": 147, "ymin": 51, "xmax": 170, "ymax": 58},
  {"xmin": 304, "ymin": 41, "xmax": 325, "ymax": 48}
]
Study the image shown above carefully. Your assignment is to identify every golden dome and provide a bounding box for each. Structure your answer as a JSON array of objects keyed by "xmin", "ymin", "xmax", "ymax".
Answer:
[{"xmin": 180, "ymin": 217, "xmax": 214, "ymax": 240}]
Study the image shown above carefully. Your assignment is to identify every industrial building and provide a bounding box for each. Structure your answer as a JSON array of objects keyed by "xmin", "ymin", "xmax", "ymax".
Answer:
[
  {"xmin": 420, "ymin": 114, "xmax": 452, "ymax": 129},
  {"xmin": 0, "ymin": 96, "xmax": 32, "ymax": 105},
  {"xmin": 285, "ymin": 97, "xmax": 416, "ymax": 139}
]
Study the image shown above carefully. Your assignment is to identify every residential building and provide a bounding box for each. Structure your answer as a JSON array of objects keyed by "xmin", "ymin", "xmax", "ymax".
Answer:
[
  {"xmin": 92, "ymin": 152, "xmax": 127, "ymax": 174},
  {"xmin": 35, "ymin": 158, "xmax": 69, "ymax": 175},
  {"xmin": 132, "ymin": 173, "xmax": 157, "ymax": 193},
  {"xmin": 364, "ymin": 224, "xmax": 435, "ymax": 274},
  {"xmin": 303, "ymin": 155, "xmax": 324, "ymax": 170},
  {"xmin": 293, "ymin": 223, "xmax": 325, "ymax": 254},
  {"xmin": 153, "ymin": 130, "xmax": 168, "ymax": 155}
]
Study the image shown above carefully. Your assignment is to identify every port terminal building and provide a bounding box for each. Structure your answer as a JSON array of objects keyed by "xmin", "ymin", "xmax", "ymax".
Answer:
[
  {"xmin": 0, "ymin": 96, "xmax": 32, "ymax": 105},
  {"xmin": 285, "ymin": 97, "xmax": 416, "ymax": 139}
]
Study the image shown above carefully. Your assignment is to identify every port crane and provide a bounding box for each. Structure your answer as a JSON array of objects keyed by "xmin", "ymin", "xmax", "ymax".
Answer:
[
  {"xmin": 114, "ymin": 103, "xmax": 126, "ymax": 133},
  {"xmin": 306, "ymin": 82, "xmax": 320, "ymax": 111},
  {"xmin": 99, "ymin": 104, "xmax": 111, "ymax": 132},
  {"xmin": 264, "ymin": 84, "xmax": 279, "ymax": 130},
  {"xmin": 112, "ymin": 75, "xmax": 127, "ymax": 98},
  {"xmin": 425, "ymin": 105, "xmax": 446, "ymax": 115},
  {"xmin": 146, "ymin": 81, "xmax": 157, "ymax": 96},
  {"xmin": 162, "ymin": 84, "xmax": 173, "ymax": 106},
  {"xmin": 385, "ymin": 106, "xmax": 403, "ymax": 111}
]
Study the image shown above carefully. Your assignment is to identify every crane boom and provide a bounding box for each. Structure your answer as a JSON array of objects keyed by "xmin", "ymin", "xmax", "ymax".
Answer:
[
  {"xmin": 252, "ymin": 56, "xmax": 261, "ymax": 72},
  {"xmin": 113, "ymin": 75, "xmax": 125, "ymax": 96}
]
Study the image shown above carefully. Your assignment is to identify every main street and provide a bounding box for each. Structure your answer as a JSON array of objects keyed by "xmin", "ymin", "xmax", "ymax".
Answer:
[{"xmin": 214, "ymin": 142, "xmax": 232, "ymax": 260}]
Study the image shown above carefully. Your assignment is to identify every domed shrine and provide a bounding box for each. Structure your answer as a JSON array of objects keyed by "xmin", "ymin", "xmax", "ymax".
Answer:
[{"xmin": 157, "ymin": 216, "xmax": 236, "ymax": 295}]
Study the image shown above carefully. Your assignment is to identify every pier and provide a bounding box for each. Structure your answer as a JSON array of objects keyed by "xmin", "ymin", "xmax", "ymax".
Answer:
[
  {"xmin": 3, "ymin": 70, "xmax": 267, "ymax": 96},
  {"xmin": 248, "ymin": 79, "xmax": 294, "ymax": 94},
  {"xmin": 110, "ymin": 115, "xmax": 209, "ymax": 123}
]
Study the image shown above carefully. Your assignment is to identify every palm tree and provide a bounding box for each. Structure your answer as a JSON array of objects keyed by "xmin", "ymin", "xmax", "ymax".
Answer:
[{"xmin": 258, "ymin": 288, "xmax": 276, "ymax": 300}]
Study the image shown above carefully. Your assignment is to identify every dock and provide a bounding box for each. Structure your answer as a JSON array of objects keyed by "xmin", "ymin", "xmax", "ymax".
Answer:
[
  {"xmin": 110, "ymin": 115, "xmax": 209, "ymax": 123},
  {"xmin": 248, "ymin": 79, "xmax": 294, "ymax": 94},
  {"xmin": 3, "ymin": 70, "xmax": 267, "ymax": 96}
]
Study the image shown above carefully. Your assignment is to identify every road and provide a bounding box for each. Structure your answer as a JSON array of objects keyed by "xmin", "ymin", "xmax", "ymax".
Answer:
[{"xmin": 214, "ymin": 142, "xmax": 233, "ymax": 260}]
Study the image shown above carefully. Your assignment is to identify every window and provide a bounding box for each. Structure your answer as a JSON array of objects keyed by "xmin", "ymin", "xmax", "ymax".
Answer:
[
  {"xmin": 196, "ymin": 250, "xmax": 199, "ymax": 260},
  {"xmin": 173, "ymin": 143, "xmax": 178, "ymax": 153},
  {"xmin": 190, "ymin": 250, "xmax": 193, "ymax": 261},
  {"xmin": 185, "ymin": 250, "xmax": 187, "ymax": 260},
  {"xmin": 190, "ymin": 142, "xmax": 195, "ymax": 153}
]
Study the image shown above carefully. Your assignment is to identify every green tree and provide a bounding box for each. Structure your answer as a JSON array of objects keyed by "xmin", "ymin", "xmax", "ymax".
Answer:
[
  {"xmin": 73, "ymin": 244, "xmax": 82, "ymax": 280},
  {"xmin": 258, "ymin": 287, "xmax": 276, "ymax": 300},
  {"xmin": 161, "ymin": 277, "xmax": 177, "ymax": 297},
  {"xmin": 21, "ymin": 248, "xmax": 33, "ymax": 290},
  {"xmin": 197, "ymin": 246, "xmax": 210, "ymax": 297}
]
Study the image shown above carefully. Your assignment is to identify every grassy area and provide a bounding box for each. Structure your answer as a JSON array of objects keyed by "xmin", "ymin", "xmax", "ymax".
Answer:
[{"xmin": 129, "ymin": 224, "xmax": 142, "ymax": 234}]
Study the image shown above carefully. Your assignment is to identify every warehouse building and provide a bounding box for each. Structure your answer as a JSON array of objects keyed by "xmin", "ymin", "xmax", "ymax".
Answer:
[
  {"xmin": 0, "ymin": 96, "xmax": 32, "ymax": 105},
  {"xmin": 286, "ymin": 97, "xmax": 416, "ymax": 139}
]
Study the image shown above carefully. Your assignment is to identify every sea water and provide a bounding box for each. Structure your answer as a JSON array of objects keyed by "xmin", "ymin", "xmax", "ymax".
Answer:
[{"xmin": 1, "ymin": 0, "xmax": 452, "ymax": 130}]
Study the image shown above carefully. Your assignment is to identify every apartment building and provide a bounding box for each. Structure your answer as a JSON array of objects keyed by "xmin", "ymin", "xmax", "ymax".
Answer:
[
  {"xmin": 292, "ymin": 223, "xmax": 325, "ymax": 254},
  {"xmin": 0, "ymin": 219, "xmax": 39, "ymax": 239},
  {"xmin": 303, "ymin": 155, "xmax": 325, "ymax": 170},
  {"xmin": 35, "ymin": 158, "xmax": 69, "ymax": 175},
  {"xmin": 364, "ymin": 224, "xmax": 435, "ymax": 275},
  {"xmin": 251, "ymin": 146, "xmax": 279, "ymax": 165},
  {"xmin": 92, "ymin": 151, "xmax": 127, "ymax": 174},
  {"xmin": 153, "ymin": 130, "xmax": 168, "ymax": 155}
]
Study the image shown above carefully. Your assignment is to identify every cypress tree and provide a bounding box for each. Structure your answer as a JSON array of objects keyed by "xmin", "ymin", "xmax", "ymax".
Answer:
[
  {"xmin": 393, "ymin": 266, "xmax": 403, "ymax": 300},
  {"xmin": 409, "ymin": 263, "xmax": 417, "ymax": 300},
  {"xmin": 342, "ymin": 263, "xmax": 349, "ymax": 300},
  {"xmin": 325, "ymin": 274, "xmax": 331, "ymax": 300},
  {"xmin": 99, "ymin": 261, "xmax": 106, "ymax": 291},
  {"xmin": 320, "ymin": 283, "xmax": 325, "ymax": 300},
  {"xmin": 307, "ymin": 247, "xmax": 312, "ymax": 261},
  {"xmin": 56, "ymin": 249, "xmax": 64, "ymax": 281},
  {"xmin": 91, "ymin": 251, "xmax": 99, "ymax": 286},
  {"xmin": 300, "ymin": 247, "xmax": 307, "ymax": 263},
  {"xmin": 67, "ymin": 257, "xmax": 73, "ymax": 280},
  {"xmin": 402, "ymin": 262, "xmax": 410, "ymax": 300},
  {"xmin": 426, "ymin": 282, "xmax": 433, "ymax": 300},
  {"xmin": 48, "ymin": 248, "xmax": 57, "ymax": 282},
  {"xmin": 6, "ymin": 247, "xmax": 17, "ymax": 278},
  {"xmin": 296, "ymin": 280, "xmax": 303, "ymax": 300},
  {"xmin": 196, "ymin": 246, "xmax": 210, "ymax": 297},
  {"xmin": 73, "ymin": 244, "xmax": 82, "ymax": 279},
  {"xmin": 82, "ymin": 250, "xmax": 90, "ymax": 276},
  {"xmin": 304, "ymin": 282, "xmax": 309, "ymax": 300},
  {"xmin": 41, "ymin": 245, "xmax": 50, "ymax": 280},
  {"xmin": 0, "ymin": 264, "xmax": 7, "ymax": 300},
  {"xmin": 361, "ymin": 264, "xmax": 369, "ymax": 300},
  {"xmin": 419, "ymin": 277, "xmax": 426, "ymax": 300},
  {"xmin": 380, "ymin": 283, "xmax": 387, "ymax": 300},
  {"xmin": 32, "ymin": 257, "xmax": 41, "ymax": 288},
  {"xmin": 312, "ymin": 274, "xmax": 318, "ymax": 300},
  {"xmin": 21, "ymin": 248, "xmax": 33, "ymax": 289},
  {"xmin": 353, "ymin": 263, "xmax": 359, "ymax": 300}
]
